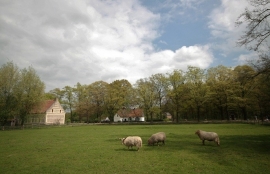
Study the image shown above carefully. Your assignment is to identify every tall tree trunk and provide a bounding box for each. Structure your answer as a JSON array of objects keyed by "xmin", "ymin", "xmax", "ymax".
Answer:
[
  {"xmin": 242, "ymin": 107, "xmax": 247, "ymax": 120},
  {"xmin": 70, "ymin": 110, "xmax": 73, "ymax": 122},
  {"xmin": 150, "ymin": 112, "xmax": 153, "ymax": 123},
  {"xmin": 219, "ymin": 106, "xmax": 224, "ymax": 120},
  {"xmin": 86, "ymin": 110, "xmax": 89, "ymax": 124},
  {"xmin": 225, "ymin": 105, "xmax": 230, "ymax": 120},
  {"xmin": 20, "ymin": 113, "xmax": 26, "ymax": 127},
  {"xmin": 176, "ymin": 101, "xmax": 180, "ymax": 123},
  {"xmin": 197, "ymin": 106, "xmax": 201, "ymax": 122}
]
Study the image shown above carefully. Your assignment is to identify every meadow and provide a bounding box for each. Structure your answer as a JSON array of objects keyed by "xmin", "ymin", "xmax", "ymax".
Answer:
[{"xmin": 0, "ymin": 124, "xmax": 269, "ymax": 174}]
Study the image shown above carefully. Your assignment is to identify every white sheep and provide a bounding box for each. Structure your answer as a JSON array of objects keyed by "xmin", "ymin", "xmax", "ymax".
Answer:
[
  {"xmin": 195, "ymin": 130, "xmax": 220, "ymax": 146},
  {"xmin": 120, "ymin": 136, "xmax": 142, "ymax": 151},
  {"xmin": 148, "ymin": 132, "xmax": 166, "ymax": 146}
]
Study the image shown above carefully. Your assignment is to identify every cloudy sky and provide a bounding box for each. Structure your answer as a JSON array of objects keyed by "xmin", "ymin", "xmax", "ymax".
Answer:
[{"xmin": 0, "ymin": 0, "xmax": 257, "ymax": 91}]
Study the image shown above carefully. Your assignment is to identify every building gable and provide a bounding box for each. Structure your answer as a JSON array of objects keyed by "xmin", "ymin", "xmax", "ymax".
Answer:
[
  {"xmin": 116, "ymin": 108, "xmax": 144, "ymax": 118},
  {"xmin": 31, "ymin": 100, "xmax": 55, "ymax": 114},
  {"xmin": 114, "ymin": 108, "xmax": 145, "ymax": 122},
  {"xmin": 46, "ymin": 98, "xmax": 65, "ymax": 114},
  {"xmin": 28, "ymin": 98, "xmax": 66, "ymax": 125}
]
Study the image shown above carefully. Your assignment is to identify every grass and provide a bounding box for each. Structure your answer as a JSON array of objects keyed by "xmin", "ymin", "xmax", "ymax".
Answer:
[{"xmin": 0, "ymin": 124, "xmax": 270, "ymax": 174}]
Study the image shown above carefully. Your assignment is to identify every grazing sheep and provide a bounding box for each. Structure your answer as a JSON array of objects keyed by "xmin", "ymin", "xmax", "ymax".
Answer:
[
  {"xmin": 120, "ymin": 136, "xmax": 142, "ymax": 151},
  {"xmin": 195, "ymin": 130, "xmax": 220, "ymax": 146},
  {"xmin": 148, "ymin": 132, "xmax": 166, "ymax": 146}
]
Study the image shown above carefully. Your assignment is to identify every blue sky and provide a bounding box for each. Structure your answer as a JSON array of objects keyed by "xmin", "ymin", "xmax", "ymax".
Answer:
[
  {"xmin": 143, "ymin": 0, "xmax": 218, "ymax": 49},
  {"xmin": 0, "ymin": 0, "xmax": 259, "ymax": 91},
  {"xmin": 143, "ymin": 0, "xmax": 253, "ymax": 66}
]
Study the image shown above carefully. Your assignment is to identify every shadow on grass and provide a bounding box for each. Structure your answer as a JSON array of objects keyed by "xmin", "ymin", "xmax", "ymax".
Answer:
[
  {"xmin": 218, "ymin": 134, "xmax": 270, "ymax": 153},
  {"xmin": 114, "ymin": 148, "xmax": 140, "ymax": 152},
  {"xmin": 141, "ymin": 133, "xmax": 270, "ymax": 153}
]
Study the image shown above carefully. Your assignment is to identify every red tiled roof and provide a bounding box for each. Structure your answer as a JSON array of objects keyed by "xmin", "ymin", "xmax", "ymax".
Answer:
[
  {"xmin": 117, "ymin": 108, "xmax": 143, "ymax": 118},
  {"xmin": 31, "ymin": 100, "xmax": 55, "ymax": 114}
]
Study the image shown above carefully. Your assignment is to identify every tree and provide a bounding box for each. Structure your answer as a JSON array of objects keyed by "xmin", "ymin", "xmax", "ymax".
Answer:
[
  {"xmin": 252, "ymin": 73, "xmax": 270, "ymax": 121},
  {"xmin": 16, "ymin": 66, "xmax": 45, "ymax": 126},
  {"xmin": 73, "ymin": 84, "xmax": 94, "ymax": 123},
  {"xmin": 236, "ymin": 0, "xmax": 270, "ymax": 76},
  {"xmin": 62, "ymin": 86, "xmax": 76, "ymax": 122},
  {"xmin": 149, "ymin": 73, "xmax": 169, "ymax": 120},
  {"xmin": 73, "ymin": 82, "xmax": 85, "ymax": 122},
  {"xmin": 88, "ymin": 81, "xmax": 108, "ymax": 122},
  {"xmin": 166, "ymin": 70, "xmax": 186, "ymax": 122},
  {"xmin": 232, "ymin": 65, "xmax": 256, "ymax": 120},
  {"xmin": 206, "ymin": 65, "xmax": 235, "ymax": 120},
  {"xmin": 135, "ymin": 78, "xmax": 157, "ymax": 122},
  {"xmin": 105, "ymin": 79, "xmax": 133, "ymax": 121},
  {"xmin": 48, "ymin": 88, "xmax": 64, "ymax": 101},
  {"xmin": 185, "ymin": 66, "xmax": 210, "ymax": 122},
  {"xmin": 236, "ymin": 0, "xmax": 270, "ymax": 51},
  {"xmin": 0, "ymin": 62, "xmax": 19, "ymax": 129}
]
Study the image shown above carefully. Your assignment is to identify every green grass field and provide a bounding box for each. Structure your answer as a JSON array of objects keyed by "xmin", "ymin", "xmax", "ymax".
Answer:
[{"xmin": 0, "ymin": 124, "xmax": 269, "ymax": 174}]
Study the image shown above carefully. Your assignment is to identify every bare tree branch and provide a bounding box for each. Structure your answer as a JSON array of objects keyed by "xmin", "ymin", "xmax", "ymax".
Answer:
[{"xmin": 236, "ymin": 1, "xmax": 270, "ymax": 51}]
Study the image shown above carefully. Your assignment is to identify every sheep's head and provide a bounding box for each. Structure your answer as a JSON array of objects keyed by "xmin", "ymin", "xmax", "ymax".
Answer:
[
  {"xmin": 120, "ymin": 138, "xmax": 126, "ymax": 144},
  {"xmin": 195, "ymin": 130, "xmax": 200, "ymax": 135},
  {"xmin": 148, "ymin": 139, "xmax": 153, "ymax": 145}
]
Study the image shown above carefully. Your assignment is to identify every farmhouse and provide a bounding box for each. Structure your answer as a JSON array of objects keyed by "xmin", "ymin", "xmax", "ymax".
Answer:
[
  {"xmin": 27, "ymin": 98, "xmax": 66, "ymax": 125},
  {"xmin": 114, "ymin": 108, "xmax": 145, "ymax": 122}
]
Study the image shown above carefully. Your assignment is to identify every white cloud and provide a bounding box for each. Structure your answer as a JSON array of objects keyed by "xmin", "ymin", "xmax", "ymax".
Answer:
[
  {"xmin": 174, "ymin": 45, "xmax": 213, "ymax": 68},
  {"xmin": 0, "ymin": 0, "xmax": 214, "ymax": 91},
  {"xmin": 208, "ymin": 0, "xmax": 260, "ymax": 54},
  {"xmin": 208, "ymin": 0, "xmax": 249, "ymax": 36},
  {"xmin": 146, "ymin": 45, "xmax": 213, "ymax": 74},
  {"xmin": 208, "ymin": 0, "xmax": 257, "ymax": 63},
  {"xmin": 237, "ymin": 52, "xmax": 259, "ymax": 65}
]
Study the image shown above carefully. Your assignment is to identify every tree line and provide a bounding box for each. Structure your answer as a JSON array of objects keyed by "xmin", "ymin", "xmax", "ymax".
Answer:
[
  {"xmin": 44, "ymin": 64, "xmax": 270, "ymax": 123},
  {"xmin": 1, "ymin": 64, "xmax": 269, "ymax": 125}
]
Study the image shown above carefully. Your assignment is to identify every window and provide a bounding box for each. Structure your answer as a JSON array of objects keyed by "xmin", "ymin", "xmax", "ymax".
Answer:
[{"xmin": 52, "ymin": 109, "xmax": 53, "ymax": 113}]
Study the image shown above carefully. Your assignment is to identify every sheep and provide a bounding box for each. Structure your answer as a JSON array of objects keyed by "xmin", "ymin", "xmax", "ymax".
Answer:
[
  {"xmin": 120, "ymin": 136, "xmax": 142, "ymax": 151},
  {"xmin": 148, "ymin": 132, "xmax": 166, "ymax": 146},
  {"xmin": 195, "ymin": 130, "xmax": 220, "ymax": 146}
]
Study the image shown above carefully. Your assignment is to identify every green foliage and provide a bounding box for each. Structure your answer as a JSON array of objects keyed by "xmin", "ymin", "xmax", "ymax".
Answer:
[
  {"xmin": 135, "ymin": 78, "xmax": 157, "ymax": 122},
  {"xmin": 166, "ymin": 69, "xmax": 186, "ymax": 122},
  {"xmin": 0, "ymin": 124, "xmax": 269, "ymax": 173},
  {"xmin": 0, "ymin": 62, "xmax": 45, "ymax": 126},
  {"xmin": 62, "ymin": 86, "xmax": 76, "ymax": 122},
  {"xmin": 105, "ymin": 79, "xmax": 133, "ymax": 121},
  {"xmin": 232, "ymin": 65, "xmax": 256, "ymax": 120},
  {"xmin": 0, "ymin": 62, "xmax": 19, "ymax": 125},
  {"xmin": 52, "ymin": 64, "xmax": 270, "ymax": 123},
  {"xmin": 206, "ymin": 65, "xmax": 235, "ymax": 120},
  {"xmin": 44, "ymin": 93, "xmax": 56, "ymax": 100},
  {"xmin": 16, "ymin": 66, "xmax": 45, "ymax": 125},
  {"xmin": 185, "ymin": 66, "xmax": 210, "ymax": 121},
  {"xmin": 3, "ymin": 62, "xmax": 269, "ymax": 125}
]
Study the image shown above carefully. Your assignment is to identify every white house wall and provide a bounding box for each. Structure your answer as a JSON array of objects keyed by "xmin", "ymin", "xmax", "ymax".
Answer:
[
  {"xmin": 139, "ymin": 117, "xmax": 145, "ymax": 122},
  {"xmin": 114, "ymin": 114, "xmax": 123, "ymax": 122},
  {"xmin": 45, "ymin": 114, "xmax": 65, "ymax": 124},
  {"xmin": 45, "ymin": 100, "xmax": 65, "ymax": 125},
  {"xmin": 113, "ymin": 114, "xmax": 145, "ymax": 122}
]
